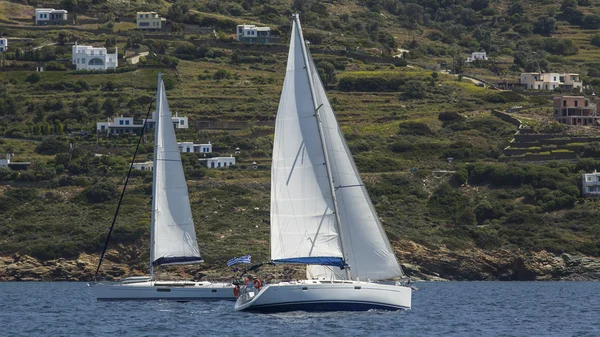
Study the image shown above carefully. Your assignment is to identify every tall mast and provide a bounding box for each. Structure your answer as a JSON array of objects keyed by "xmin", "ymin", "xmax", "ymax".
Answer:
[
  {"xmin": 294, "ymin": 14, "xmax": 351, "ymax": 279},
  {"xmin": 149, "ymin": 72, "xmax": 162, "ymax": 280}
]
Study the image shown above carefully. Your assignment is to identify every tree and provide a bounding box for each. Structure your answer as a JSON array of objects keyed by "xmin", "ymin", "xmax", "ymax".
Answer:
[
  {"xmin": 105, "ymin": 36, "xmax": 116, "ymax": 47},
  {"xmin": 560, "ymin": 0, "xmax": 584, "ymax": 24},
  {"xmin": 43, "ymin": 122, "xmax": 52, "ymax": 135},
  {"xmin": 35, "ymin": 138, "xmax": 70, "ymax": 155},
  {"xmin": 56, "ymin": 121, "xmax": 65, "ymax": 135},
  {"xmin": 470, "ymin": 0, "xmax": 489, "ymax": 10},
  {"xmin": 583, "ymin": 15, "xmax": 600, "ymax": 29},
  {"xmin": 213, "ymin": 69, "xmax": 232, "ymax": 80},
  {"xmin": 534, "ymin": 16, "xmax": 557, "ymax": 35},
  {"xmin": 25, "ymin": 73, "xmax": 41, "ymax": 84},
  {"xmin": 85, "ymin": 181, "xmax": 117, "ymax": 203},
  {"xmin": 591, "ymin": 34, "xmax": 600, "ymax": 47},
  {"xmin": 102, "ymin": 98, "xmax": 116, "ymax": 117},
  {"xmin": 508, "ymin": 0, "xmax": 524, "ymax": 15},
  {"xmin": 33, "ymin": 123, "xmax": 41, "ymax": 135},
  {"xmin": 317, "ymin": 61, "xmax": 336, "ymax": 86},
  {"xmin": 403, "ymin": 80, "xmax": 427, "ymax": 99},
  {"xmin": 167, "ymin": 3, "xmax": 189, "ymax": 22}
]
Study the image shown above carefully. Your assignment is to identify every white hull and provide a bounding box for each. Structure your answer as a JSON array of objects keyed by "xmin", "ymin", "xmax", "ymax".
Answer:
[
  {"xmin": 234, "ymin": 280, "xmax": 411, "ymax": 313},
  {"xmin": 92, "ymin": 278, "xmax": 236, "ymax": 301}
]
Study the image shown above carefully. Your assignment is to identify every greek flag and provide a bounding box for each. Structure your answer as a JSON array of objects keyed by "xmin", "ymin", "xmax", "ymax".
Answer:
[{"xmin": 227, "ymin": 255, "xmax": 251, "ymax": 267}]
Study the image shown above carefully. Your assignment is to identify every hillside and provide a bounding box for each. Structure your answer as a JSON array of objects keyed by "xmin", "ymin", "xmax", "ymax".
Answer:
[{"xmin": 0, "ymin": 0, "xmax": 599, "ymax": 281}]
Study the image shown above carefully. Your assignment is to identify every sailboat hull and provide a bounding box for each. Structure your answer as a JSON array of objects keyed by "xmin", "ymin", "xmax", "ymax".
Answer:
[
  {"xmin": 92, "ymin": 280, "xmax": 236, "ymax": 301},
  {"xmin": 234, "ymin": 280, "xmax": 411, "ymax": 313}
]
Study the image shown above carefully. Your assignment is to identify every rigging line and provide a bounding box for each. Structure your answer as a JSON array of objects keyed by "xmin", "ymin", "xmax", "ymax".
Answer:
[{"xmin": 94, "ymin": 94, "xmax": 156, "ymax": 280}]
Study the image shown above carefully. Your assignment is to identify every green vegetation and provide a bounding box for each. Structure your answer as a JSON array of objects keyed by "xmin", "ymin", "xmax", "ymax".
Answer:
[{"xmin": 0, "ymin": 0, "xmax": 599, "ymax": 273}]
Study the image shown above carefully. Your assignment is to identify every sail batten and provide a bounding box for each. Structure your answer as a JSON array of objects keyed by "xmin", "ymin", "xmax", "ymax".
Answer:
[{"xmin": 150, "ymin": 76, "xmax": 202, "ymax": 269}]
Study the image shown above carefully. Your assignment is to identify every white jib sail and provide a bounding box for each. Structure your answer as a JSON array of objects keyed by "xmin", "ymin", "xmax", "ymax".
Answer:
[
  {"xmin": 151, "ymin": 76, "xmax": 202, "ymax": 266},
  {"xmin": 305, "ymin": 46, "xmax": 404, "ymax": 281},
  {"xmin": 270, "ymin": 18, "xmax": 343, "ymax": 264}
]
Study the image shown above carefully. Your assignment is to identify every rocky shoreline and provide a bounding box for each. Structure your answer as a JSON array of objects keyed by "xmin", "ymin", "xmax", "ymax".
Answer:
[{"xmin": 1, "ymin": 241, "xmax": 599, "ymax": 282}]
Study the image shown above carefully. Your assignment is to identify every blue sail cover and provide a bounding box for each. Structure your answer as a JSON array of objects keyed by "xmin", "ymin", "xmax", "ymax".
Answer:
[{"xmin": 273, "ymin": 257, "xmax": 346, "ymax": 268}]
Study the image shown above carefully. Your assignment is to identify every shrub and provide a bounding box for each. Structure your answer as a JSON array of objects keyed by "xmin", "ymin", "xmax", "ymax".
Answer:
[
  {"xmin": 398, "ymin": 121, "xmax": 432, "ymax": 135},
  {"xmin": 25, "ymin": 73, "xmax": 41, "ymax": 84},
  {"xmin": 5, "ymin": 188, "xmax": 38, "ymax": 202},
  {"xmin": 45, "ymin": 61, "xmax": 67, "ymax": 71},
  {"xmin": 84, "ymin": 181, "xmax": 117, "ymax": 203},
  {"xmin": 35, "ymin": 138, "xmax": 70, "ymax": 155}
]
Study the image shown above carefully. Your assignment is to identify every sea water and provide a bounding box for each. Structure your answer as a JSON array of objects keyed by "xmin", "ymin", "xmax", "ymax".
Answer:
[{"xmin": 0, "ymin": 281, "xmax": 598, "ymax": 336}]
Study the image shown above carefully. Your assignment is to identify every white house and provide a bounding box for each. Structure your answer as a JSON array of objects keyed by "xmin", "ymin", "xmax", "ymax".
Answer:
[
  {"xmin": 72, "ymin": 43, "xmax": 118, "ymax": 71},
  {"xmin": 199, "ymin": 156, "xmax": 236, "ymax": 168},
  {"xmin": 466, "ymin": 52, "xmax": 487, "ymax": 63},
  {"xmin": 97, "ymin": 112, "xmax": 189, "ymax": 135},
  {"xmin": 236, "ymin": 24, "xmax": 271, "ymax": 43},
  {"xmin": 520, "ymin": 72, "xmax": 583, "ymax": 92},
  {"xmin": 582, "ymin": 170, "xmax": 600, "ymax": 196},
  {"xmin": 143, "ymin": 111, "xmax": 189, "ymax": 129},
  {"xmin": 0, "ymin": 38, "xmax": 7, "ymax": 53},
  {"xmin": 35, "ymin": 8, "xmax": 68, "ymax": 25},
  {"xmin": 132, "ymin": 161, "xmax": 153, "ymax": 171},
  {"xmin": 136, "ymin": 12, "xmax": 165, "ymax": 30},
  {"xmin": 178, "ymin": 141, "xmax": 212, "ymax": 153},
  {"xmin": 0, "ymin": 153, "xmax": 10, "ymax": 167}
]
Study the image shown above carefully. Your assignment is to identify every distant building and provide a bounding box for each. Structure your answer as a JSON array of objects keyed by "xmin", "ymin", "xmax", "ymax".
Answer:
[
  {"xmin": 0, "ymin": 38, "xmax": 7, "ymax": 52},
  {"xmin": 136, "ymin": 12, "xmax": 165, "ymax": 30},
  {"xmin": 178, "ymin": 142, "xmax": 212, "ymax": 153},
  {"xmin": 199, "ymin": 156, "xmax": 236, "ymax": 168},
  {"xmin": 466, "ymin": 52, "xmax": 487, "ymax": 63},
  {"xmin": 97, "ymin": 112, "xmax": 189, "ymax": 135},
  {"xmin": 236, "ymin": 24, "xmax": 271, "ymax": 43},
  {"xmin": 72, "ymin": 43, "xmax": 118, "ymax": 71},
  {"xmin": 553, "ymin": 96, "xmax": 599, "ymax": 126},
  {"xmin": 35, "ymin": 8, "xmax": 68, "ymax": 25},
  {"xmin": 131, "ymin": 161, "xmax": 153, "ymax": 171},
  {"xmin": 0, "ymin": 153, "xmax": 30, "ymax": 170},
  {"xmin": 521, "ymin": 72, "xmax": 583, "ymax": 92},
  {"xmin": 393, "ymin": 48, "xmax": 410, "ymax": 58},
  {"xmin": 0, "ymin": 153, "xmax": 10, "ymax": 167},
  {"xmin": 582, "ymin": 170, "xmax": 600, "ymax": 196}
]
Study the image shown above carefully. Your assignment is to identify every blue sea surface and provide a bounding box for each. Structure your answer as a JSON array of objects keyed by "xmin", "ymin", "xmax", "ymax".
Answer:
[{"xmin": 0, "ymin": 281, "xmax": 598, "ymax": 337}]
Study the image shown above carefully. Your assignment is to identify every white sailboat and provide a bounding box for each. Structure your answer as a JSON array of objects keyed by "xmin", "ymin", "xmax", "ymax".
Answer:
[
  {"xmin": 234, "ymin": 15, "xmax": 412, "ymax": 312},
  {"xmin": 93, "ymin": 74, "xmax": 235, "ymax": 301}
]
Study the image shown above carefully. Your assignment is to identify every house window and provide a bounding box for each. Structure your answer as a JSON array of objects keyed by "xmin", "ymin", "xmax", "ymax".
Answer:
[
  {"xmin": 125, "ymin": 120, "xmax": 130, "ymax": 125},
  {"xmin": 211, "ymin": 162, "xmax": 215, "ymax": 168},
  {"xmin": 537, "ymin": 85, "xmax": 541, "ymax": 89},
  {"xmin": 139, "ymin": 22, "xmax": 149, "ymax": 26},
  {"xmin": 563, "ymin": 100, "xmax": 567, "ymax": 107},
  {"xmin": 180, "ymin": 120, "xmax": 184, "ymax": 125},
  {"xmin": 554, "ymin": 77, "xmax": 556, "ymax": 81},
  {"xmin": 585, "ymin": 101, "xmax": 589, "ymax": 107},
  {"xmin": 186, "ymin": 148, "xmax": 190, "ymax": 153},
  {"xmin": 553, "ymin": 85, "xmax": 556, "ymax": 89},
  {"xmin": 218, "ymin": 162, "xmax": 221, "ymax": 167},
  {"xmin": 81, "ymin": 58, "xmax": 85, "ymax": 64},
  {"xmin": 119, "ymin": 120, "xmax": 124, "ymax": 125},
  {"xmin": 575, "ymin": 100, "xmax": 578, "ymax": 107}
]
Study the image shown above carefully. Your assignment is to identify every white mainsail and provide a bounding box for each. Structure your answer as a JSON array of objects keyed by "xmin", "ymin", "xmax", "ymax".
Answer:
[
  {"xmin": 150, "ymin": 75, "xmax": 202, "ymax": 267},
  {"xmin": 270, "ymin": 16, "xmax": 344, "ymax": 266}
]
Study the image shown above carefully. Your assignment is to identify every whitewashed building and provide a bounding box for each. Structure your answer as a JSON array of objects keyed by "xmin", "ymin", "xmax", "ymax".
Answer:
[
  {"xmin": 72, "ymin": 43, "xmax": 118, "ymax": 71},
  {"xmin": 236, "ymin": 24, "xmax": 271, "ymax": 43},
  {"xmin": 35, "ymin": 8, "xmax": 68, "ymax": 25},
  {"xmin": 178, "ymin": 142, "xmax": 212, "ymax": 153},
  {"xmin": 582, "ymin": 170, "xmax": 600, "ymax": 196},
  {"xmin": 466, "ymin": 52, "xmax": 487, "ymax": 63},
  {"xmin": 199, "ymin": 156, "xmax": 236, "ymax": 168},
  {"xmin": 0, "ymin": 153, "xmax": 10, "ymax": 167},
  {"xmin": 97, "ymin": 112, "xmax": 189, "ymax": 135},
  {"xmin": 136, "ymin": 12, "xmax": 165, "ymax": 30},
  {"xmin": 520, "ymin": 72, "xmax": 583, "ymax": 92},
  {"xmin": 132, "ymin": 161, "xmax": 153, "ymax": 171},
  {"xmin": 0, "ymin": 38, "xmax": 7, "ymax": 53}
]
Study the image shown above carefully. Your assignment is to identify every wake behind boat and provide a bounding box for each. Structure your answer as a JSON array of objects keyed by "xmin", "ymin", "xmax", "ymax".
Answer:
[
  {"xmin": 234, "ymin": 14, "xmax": 412, "ymax": 313},
  {"xmin": 92, "ymin": 74, "xmax": 235, "ymax": 301}
]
